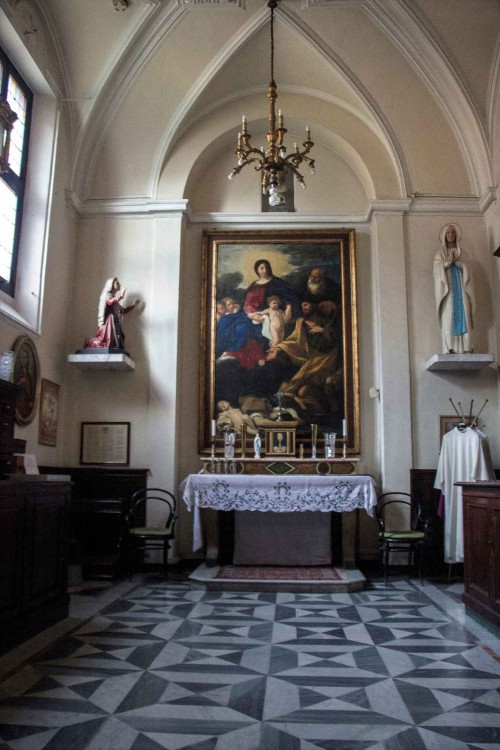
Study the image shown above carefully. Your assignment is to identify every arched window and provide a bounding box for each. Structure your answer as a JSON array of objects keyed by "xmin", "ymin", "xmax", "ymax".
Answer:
[{"xmin": 0, "ymin": 46, "xmax": 33, "ymax": 297}]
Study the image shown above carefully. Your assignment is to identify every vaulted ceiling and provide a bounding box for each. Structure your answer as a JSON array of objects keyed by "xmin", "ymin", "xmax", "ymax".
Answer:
[{"xmin": 2, "ymin": 0, "xmax": 499, "ymax": 211}]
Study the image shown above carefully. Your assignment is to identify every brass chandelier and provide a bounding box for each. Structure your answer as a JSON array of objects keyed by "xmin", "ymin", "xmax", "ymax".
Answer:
[{"xmin": 228, "ymin": 0, "xmax": 315, "ymax": 207}]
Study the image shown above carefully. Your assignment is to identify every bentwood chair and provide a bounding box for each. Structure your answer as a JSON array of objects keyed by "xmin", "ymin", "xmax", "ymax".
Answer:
[
  {"xmin": 376, "ymin": 492, "xmax": 426, "ymax": 584},
  {"xmin": 126, "ymin": 488, "xmax": 177, "ymax": 578}
]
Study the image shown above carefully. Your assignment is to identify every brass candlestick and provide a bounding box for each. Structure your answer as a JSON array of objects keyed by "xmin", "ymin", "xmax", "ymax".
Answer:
[{"xmin": 241, "ymin": 423, "xmax": 247, "ymax": 458}]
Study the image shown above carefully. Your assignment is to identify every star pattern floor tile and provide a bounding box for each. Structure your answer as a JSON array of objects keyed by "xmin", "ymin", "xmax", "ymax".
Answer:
[{"xmin": 0, "ymin": 580, "xmax": 499, "ymax": 749}]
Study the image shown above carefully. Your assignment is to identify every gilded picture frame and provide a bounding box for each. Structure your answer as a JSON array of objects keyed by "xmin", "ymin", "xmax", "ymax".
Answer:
[
  {"xmin": 200, "ymin": 229, "xmax": 360, "ymax": 454},
  {"xmin": 264, "ymin": 428, "xmax": 296, "ymax": 457},
  {"xmin": 38, "ymin": 378, "xmax": 60, "ymax": 446},
  {"xmin": 12, "ymin": 335, "xmax": 41, "ymax": 426}
]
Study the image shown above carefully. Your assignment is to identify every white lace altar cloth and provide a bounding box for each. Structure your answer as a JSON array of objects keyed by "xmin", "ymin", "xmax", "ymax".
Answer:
[{"xmin": 180, "ymin": 473, "xmax": 377, "ymax": 552}]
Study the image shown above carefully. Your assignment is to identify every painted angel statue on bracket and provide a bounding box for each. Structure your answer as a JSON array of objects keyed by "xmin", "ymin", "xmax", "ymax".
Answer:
[{"xmin": 83, "ymin": 277, "xmax": 140, "ymax": 352}]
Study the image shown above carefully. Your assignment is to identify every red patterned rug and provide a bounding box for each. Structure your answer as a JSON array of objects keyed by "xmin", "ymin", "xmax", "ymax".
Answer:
[{"xmin": 216, "ymin": 566, "xmax": 341, "ymax": 581}]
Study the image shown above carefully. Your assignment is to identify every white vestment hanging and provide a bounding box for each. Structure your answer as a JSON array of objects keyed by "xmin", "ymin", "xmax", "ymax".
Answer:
[{"xmin": 434, "ymin": 427, "xmax": 494, "ymax": 563}]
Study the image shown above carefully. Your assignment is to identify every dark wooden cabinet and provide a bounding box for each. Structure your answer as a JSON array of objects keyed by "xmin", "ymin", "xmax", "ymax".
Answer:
[
  {"xmin": 0, "ymin": 479, "xmax": 71, "ymax": 653},
  {"xmin": 0, "ymin": 491, "xmax": 24, "ymax": 624},
  {"xmin": 40, "ymin": 466, "xmax": 149, "ymax": 578},
  {"xmin": 0, "ymin": 380, "xmax": 21, "ymax": 476},
  {"xmin": 459, "ymin": 481, "xmax": 500, "ymax": 626}
]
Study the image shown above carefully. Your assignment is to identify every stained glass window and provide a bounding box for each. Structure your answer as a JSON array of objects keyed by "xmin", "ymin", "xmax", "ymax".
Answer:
[{"xmin": 0, "ymin": 48, "xmax": 33, "ymax": 296}]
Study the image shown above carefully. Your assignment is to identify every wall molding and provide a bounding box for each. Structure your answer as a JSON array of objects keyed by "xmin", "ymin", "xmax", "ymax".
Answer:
[
  {"xmin": 65, "ymin": 192, "xmax": 496, "ymax": 221},
  {"xmin": 66, "ymin": 191, "xmax": 188, "ymax": 218},
  {"xmin": 176, "ymin": 0, "xmax": 245, "ymax": 6}
]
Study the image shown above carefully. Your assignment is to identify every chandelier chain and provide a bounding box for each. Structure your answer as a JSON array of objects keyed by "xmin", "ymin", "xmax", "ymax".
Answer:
[
  {"xmin": 227, "ymin": 0, "xmax": 316, "ymax": 206},
  {"xmin": 270, "ymin": 0, "xmax": 274, "ymax": 83}
]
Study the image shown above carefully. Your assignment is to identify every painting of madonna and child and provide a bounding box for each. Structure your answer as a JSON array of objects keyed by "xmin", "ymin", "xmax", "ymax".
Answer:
[{"xmin": 199, "ymin": 230, "xmax": 360, "ymax": 454}]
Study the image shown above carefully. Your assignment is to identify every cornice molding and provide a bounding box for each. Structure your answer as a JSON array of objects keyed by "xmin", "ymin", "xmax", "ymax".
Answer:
[
  {"xmin": 480, "ymin": 186, "xmax": 498, "ymax": 214},
  {"xmin": 303, "ymin": 0, "xmax": 364, "ymax": 6},
  {"xmin": 189, "ymin": 212, "xmax": 371, "ymax": 225},
  {"xmin": 408, "ymin": 189, "xmax": 496, "ymax": 216},
  {"xmin": 64, "ymin": 193, "xmax": 496, "ymax": 221},
  {"xmin": 176, "ymin": 0, "xmax": 245, "ymax": 6},
  {"xmin": 66, "ymin": 191, "xmax": 188, "ymax": 218},
  {"xmin": 364, "ymin": 0, "xmax": 492, "ymax": 196}
]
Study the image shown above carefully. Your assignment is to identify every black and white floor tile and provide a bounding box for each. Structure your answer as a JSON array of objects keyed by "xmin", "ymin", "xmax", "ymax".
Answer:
[{"xmin": 0, "ymin": 578, "xmax": 499, "ymax": 749}]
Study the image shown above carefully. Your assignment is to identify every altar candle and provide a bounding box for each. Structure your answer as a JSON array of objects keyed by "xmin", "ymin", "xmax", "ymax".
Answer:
[
  {"xmin": 342, "ymin": 419, "xmax": 347, "ymax": 437},
  {"xmin": 211, "ymin": 419, "xmax": 217, "ymax": 438}
]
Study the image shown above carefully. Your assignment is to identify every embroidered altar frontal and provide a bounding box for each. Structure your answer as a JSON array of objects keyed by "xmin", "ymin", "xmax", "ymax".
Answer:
[
  {"xmin": 181, "ymin": 473, "xmax": 377, "ymax": 515},
  {"xmin": 181, "ymin": 473, "xmax": 377, "ymax": 561}
]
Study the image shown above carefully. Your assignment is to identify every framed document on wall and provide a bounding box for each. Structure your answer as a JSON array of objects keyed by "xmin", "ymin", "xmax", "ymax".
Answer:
[{"xmin": 80, "ymin": 421, "xmax": 130, "ymax": 465}]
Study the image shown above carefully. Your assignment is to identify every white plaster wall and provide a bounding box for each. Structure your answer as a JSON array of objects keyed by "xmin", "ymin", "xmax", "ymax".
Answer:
[
  {"xmin": 407, "ymin": 215, "xmax": 499, "ymax": 470},
  {"xmin": 63, "ymin": 218, "xmax": 153, "ymax": 468},
  {"xmin": 0, "ymin": 110, "xmax": 77, "ymax": 465},
  {"xmin": 60, "ymin": 212, "xmax": 183, "ymax": 543}
]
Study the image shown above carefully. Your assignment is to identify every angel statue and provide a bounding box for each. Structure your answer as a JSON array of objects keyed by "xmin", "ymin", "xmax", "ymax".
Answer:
[{"xmin": 83, "ymin": 277, "xmax": 140, "ymax": 351}]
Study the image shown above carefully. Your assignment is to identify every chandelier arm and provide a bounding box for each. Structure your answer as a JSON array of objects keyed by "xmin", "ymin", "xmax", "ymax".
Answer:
[
  {"xmin": 287, "ymin": 164, "xmax": 307, "ymax": 186},
  {"xmin": 285, "ymin": 142, "xmax": 313, "ymax": 158},
  {"xmin": 236, "ymin": 146, "xmax": 266, "ymax": 159},
  {"xmin": 231, "ymin": 156, "xmax": 264, "ymax": 175},
  {"xmin": 285, "ymin": 154, "xmax": 306, "ymax": 168}
]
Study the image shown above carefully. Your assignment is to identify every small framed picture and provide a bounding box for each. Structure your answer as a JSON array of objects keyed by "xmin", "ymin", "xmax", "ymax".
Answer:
[
  {"xmin": 80, "ymin": 421, "xmax": 130, "ymax": 465},
  {"xmin": 439, "ymin": 415, "xmax": 468, "ymax": 444},
  {"xmin": 38, "ymin": 378, "xmax": 60, "ymax": 446},
  {"xmin": 12, "ymin": 335, "xmax": 41, "ymax": 426},
  {"xmin": 265, "ymin": 428, "xmax": 296, "ymax": 457}
]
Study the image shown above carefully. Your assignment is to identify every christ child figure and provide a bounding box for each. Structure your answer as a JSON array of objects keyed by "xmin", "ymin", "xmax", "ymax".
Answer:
[{"xmin": 249, "ymin": 295, "xmax": 291, "ymax": 346}]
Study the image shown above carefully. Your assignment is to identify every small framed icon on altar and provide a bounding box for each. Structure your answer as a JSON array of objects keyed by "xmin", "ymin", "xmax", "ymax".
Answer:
[{"xmin": 265, "ymin": 427, "xmax": 296, "ymax": 457}]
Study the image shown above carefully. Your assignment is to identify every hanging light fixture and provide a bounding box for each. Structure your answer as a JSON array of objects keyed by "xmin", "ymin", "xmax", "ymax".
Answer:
[
  {"xmin": 228, "ymin": 0, "xmax": 315, "ymax": 207},
  {"xmin": 0, "ymin": 96, "xmax": 17, "ymax": 174}
]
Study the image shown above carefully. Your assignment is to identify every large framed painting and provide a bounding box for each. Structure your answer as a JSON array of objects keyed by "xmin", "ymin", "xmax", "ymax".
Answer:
[{"xmin": 199, "ymin": 230, "xmax": 360, "ymax": 454}]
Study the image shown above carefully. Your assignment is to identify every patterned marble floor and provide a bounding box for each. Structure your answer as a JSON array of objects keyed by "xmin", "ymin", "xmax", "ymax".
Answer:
[{"xmin": 0, "ymin": 578, "xmax": 499, "ymax": 749}]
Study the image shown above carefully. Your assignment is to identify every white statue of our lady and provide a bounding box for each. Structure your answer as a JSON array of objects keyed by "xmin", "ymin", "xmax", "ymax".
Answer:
[
  {"xmin": 434, "ymin": 223, "xmax": 475, "ymax": 354},
  {"xmin": 253, "ymin": 432, "xmax": 261, "ymax": 459}
]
